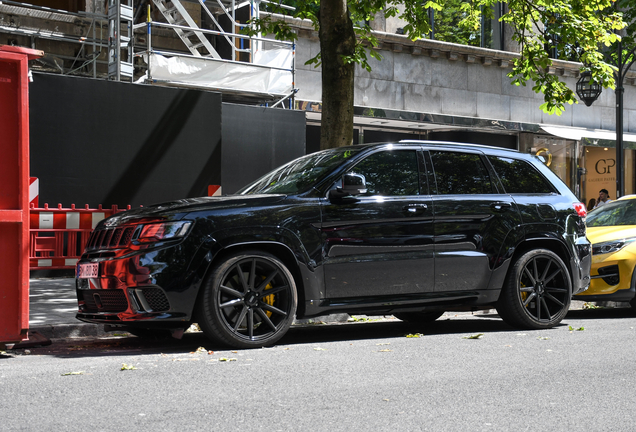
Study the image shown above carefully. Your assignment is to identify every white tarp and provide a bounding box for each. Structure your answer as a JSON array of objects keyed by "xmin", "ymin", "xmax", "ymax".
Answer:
[{"xmin": 146, "ymin": 49, "xmax": 293, "ymax": 95}]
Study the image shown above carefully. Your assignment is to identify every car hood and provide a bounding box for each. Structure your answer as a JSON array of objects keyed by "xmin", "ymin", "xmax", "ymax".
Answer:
[
  {"xmin": 586, "ymin": 225, "xmax": 636, "ymax": 244},
  {"xmin": 101, "ymin": 194, "xmax": 287, "ymax": 226}
]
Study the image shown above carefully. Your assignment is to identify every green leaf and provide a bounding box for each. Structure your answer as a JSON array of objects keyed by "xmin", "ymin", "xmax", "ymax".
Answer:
[
  {"xmin": 61, "ymin": 371, "xmax": 85, "ymax": 376},
  {"xmin": 463, "ymin": 333, "xmax": 484, "ymax": 339},
  {"xmin": 120, "ymin": 363, "xmax": 137, "ymax": 370},
  {"xmin": 405, "ymin": 333, "xmax": 424, "ymax": 338}
]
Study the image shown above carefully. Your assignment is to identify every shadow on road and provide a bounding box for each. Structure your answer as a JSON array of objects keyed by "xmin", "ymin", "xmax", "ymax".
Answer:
[
  {"xmin": 566, "ymin": 306, "xmax": 636, "ymax": 320},
  {"xmin": 14, "ymin": 307, "xmax": 636, "ymax": 360},
  {"xmin": 16, "ymin": 315, "xmax": 515, "ymax": 359}
]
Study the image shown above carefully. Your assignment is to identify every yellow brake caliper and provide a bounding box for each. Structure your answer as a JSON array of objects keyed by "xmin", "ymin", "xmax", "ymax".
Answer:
[
  {"xmin": 520, "ymin": 282, "xmax": 528, "ymax": 306},
  {"xmin": 262, "ymin": 280, "xmax": 275, "ymax": 317}
]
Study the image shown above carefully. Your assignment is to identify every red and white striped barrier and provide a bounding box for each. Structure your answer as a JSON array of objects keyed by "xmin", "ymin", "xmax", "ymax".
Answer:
[
  {"xmin": 29, "ymin": 204, "xmax": 131, "ymax": 270},
  {"xmin": 208, "ymin": 185, "xmax": 222, "ymax": 196},
  {"xmin": 29, "ymin": 177, "xmax": 38, "ymax": 207}
]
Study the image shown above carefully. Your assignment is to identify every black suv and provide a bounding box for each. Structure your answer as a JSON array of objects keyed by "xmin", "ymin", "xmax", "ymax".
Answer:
[{"xmin": 76, "ymin": 141, "xmax": 591, "ymax": 348}]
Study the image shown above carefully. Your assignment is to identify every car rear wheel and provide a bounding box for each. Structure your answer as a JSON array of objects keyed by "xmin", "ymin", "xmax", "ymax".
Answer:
[
  {"xmin": 496, "ymin": 249, "xmax": 571, "ymax": 329},
  {"xmin": 197, "ymin": 251, "xmax": 297, "ymax": 349},
  {"xmin": 394, "ymin": 311, "xmax": 444, "ymax": 323}
]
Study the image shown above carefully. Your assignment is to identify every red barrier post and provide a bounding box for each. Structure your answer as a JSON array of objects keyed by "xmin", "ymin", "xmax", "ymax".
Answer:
[{"xmin": 0, "ymin": 45, "xmax": 43, "ymax": 345}]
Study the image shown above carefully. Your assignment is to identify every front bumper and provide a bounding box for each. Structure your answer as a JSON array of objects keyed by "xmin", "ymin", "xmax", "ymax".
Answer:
[
  {"xmin": 75, "ymin": 248, "xmax": 200, "ymax": 326},
  {"xmin": 574, "ymin": 250, "xmax": 636, "ymax": 301}
]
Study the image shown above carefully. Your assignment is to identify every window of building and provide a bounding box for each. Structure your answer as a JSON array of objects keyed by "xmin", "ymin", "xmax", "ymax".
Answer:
[{"xmin": 427, "ymin": 1, "xmax": 503, "ymax": 50}]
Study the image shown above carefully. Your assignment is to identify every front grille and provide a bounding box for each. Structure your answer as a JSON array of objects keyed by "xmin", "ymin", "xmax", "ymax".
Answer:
[
  {"xmin": 79, "ymin": 289, "xmax": 128, "ymax": 313},
  {"xmin": 597, "ymin": 265, "xmax": 620, "ymax": 286},
  {"xmin": 86, "ymin": 226, "xmax": 136, "ymax": 251},
  {"xmin": 140, "ymin": 288, "xmax": 170, "ymax": 311}
]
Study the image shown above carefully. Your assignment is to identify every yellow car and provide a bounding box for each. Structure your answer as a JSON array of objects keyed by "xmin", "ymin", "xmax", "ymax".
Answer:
[{"xmin": 576, "ymin": 195, "xmax": 636, "ymax": 310}]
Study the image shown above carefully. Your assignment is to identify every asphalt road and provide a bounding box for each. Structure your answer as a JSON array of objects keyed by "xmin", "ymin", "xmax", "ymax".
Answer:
[{"xmin": 2, "ymin": 308, "xmax": 635, "ymax": 432}]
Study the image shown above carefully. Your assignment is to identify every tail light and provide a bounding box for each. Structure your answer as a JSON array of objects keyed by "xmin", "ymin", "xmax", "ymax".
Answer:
[
  {"xmin": 137, "ymin": 221, "xmax": 192, "ymax": 243},
  {"xmin": 572, "ymin": 202, "xmax": 587, "ymax": 217}
]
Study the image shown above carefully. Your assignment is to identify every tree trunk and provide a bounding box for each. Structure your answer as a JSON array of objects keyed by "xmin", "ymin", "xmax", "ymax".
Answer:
[{"xmin": 319, "ymin": 0, "xmax": 356, "ymax": 150}]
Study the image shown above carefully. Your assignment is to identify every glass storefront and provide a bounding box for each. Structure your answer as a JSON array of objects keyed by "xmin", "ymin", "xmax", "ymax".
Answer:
[
  {"xmin": 519, "ymin": 135, "xmax": 579, "ymax": 196},
  {"xmin": 581, "ymin": 139, "xmax": 636, "ymax": 208}
]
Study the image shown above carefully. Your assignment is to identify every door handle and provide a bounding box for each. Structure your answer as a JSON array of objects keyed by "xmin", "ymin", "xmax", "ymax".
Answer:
[
  {"xmin": 491, "ymin": 202, "xmax": 512, "ymax": 212},
  {"xmin": 403, "ymin": 203, "xmax": 428, "ymax": 214}
]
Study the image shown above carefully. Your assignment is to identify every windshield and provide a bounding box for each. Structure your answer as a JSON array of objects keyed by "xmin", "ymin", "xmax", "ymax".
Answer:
[
  {"xmin": 587, "ymin": 199, "xmax": 636, "ymax": 227},
  {"xmin": 238, "ymin": 148, "xmax": 360, "ymax": 195}
]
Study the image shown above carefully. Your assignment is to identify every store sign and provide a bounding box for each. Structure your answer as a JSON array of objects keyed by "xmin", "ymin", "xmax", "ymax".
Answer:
[
  {"xmin": 585, "ymin": 147, "xmax": 616, "ymax": 203},
  {"xmin": 594, "ymin": 158, "xmax": 616, "ymax": 175}
]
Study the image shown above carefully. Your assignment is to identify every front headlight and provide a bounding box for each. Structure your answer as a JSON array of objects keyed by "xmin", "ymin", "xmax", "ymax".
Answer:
[
  {"xmin": 136, "ymin": 221, "xmax": 193, "ymax": 243},
  {"xmin": 592, "ymin": 238, "xmax": 636, "ymax": 255}
]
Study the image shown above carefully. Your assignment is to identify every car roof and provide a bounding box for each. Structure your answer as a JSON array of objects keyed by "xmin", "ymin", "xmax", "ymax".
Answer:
[
  {"xmin": 617, "ymin": 194, "xmax": 636, "ymax": 201},
  {"xmin": 344, "ymin": 140, "xmax": 520, "ymax": 154}
]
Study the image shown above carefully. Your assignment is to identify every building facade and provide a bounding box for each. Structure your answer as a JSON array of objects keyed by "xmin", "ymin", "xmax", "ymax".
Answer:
[{"xmin": 2, "ymin": 1, "xmax": 636, "ymax": 205}]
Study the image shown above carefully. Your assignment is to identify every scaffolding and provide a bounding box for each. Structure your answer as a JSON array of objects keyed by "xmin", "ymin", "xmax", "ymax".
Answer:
[
  {"xmin": 135, "ymin": 0, "xmax": 296, "ymax": 106},
  {"xmin": 0, "ymin": 0, "xmax": 296, "ymax": 106}
]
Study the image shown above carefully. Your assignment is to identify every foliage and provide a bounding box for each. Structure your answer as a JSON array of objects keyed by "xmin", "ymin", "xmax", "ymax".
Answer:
[
  {"xmin": 428, "ymin": 0, "xmax": 485, "ymax": 46},
  {"xmin": 247, "ymin": 0, "xmax": 630, "ymax": 148}
]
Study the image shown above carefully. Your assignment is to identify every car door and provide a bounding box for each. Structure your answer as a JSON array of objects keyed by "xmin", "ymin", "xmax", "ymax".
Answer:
[
  {"xmin": 427, "ymin": 149, "xmax": 521, "ymax": 292},
  {"xmin": 320, "ymin": 147, "xmax": 435, "ymax": 298}
]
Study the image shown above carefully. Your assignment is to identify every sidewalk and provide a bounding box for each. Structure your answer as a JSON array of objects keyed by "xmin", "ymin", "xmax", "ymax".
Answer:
[{"xmin": 29, "ymin": 278, "xmax": 109, "ymax": 341}]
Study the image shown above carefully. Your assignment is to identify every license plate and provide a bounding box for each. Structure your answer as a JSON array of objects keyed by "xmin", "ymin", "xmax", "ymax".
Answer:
[{"xmin": 77, "ymin": 263, "xmax": 99, "ymax": 279}]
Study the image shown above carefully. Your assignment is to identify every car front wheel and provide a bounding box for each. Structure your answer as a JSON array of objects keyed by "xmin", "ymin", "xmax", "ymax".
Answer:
[
  {"xmin": 496, "ymin": 249, "xmax": 572, "ymax": 329},
  {"xmin": 197, "ymin": 251, "xmax": 298, "ymax": 349}
]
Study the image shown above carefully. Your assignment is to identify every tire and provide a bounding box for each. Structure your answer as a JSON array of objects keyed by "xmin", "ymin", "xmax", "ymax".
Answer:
[
  {"xmin": 197, "ymin": 251, "xmax": 298, "ymax": 349},
  {"xmin": 394, "ymin": 311, "xmax": 444, "ymax": 323},
  {"xmin": 496, "ymin": 249, "xmax": 572, "ymax": 329}
]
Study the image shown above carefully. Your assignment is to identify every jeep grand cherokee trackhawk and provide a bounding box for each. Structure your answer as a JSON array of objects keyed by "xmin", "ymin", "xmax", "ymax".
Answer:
[{"xmin": 76, "ymin": 141, "xmax": 591, "ymax": 348}]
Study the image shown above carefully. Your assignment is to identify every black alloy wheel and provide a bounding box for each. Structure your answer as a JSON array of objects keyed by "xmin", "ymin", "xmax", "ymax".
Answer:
[
  {"xmin": 394, "ymin": 311, "xmax": 444, "ymax": 323},
  {"xmin": 197, "ymin": 251, "xmax": 297, "ymax": 348},
  {"xmin": 496, "ymin": 249, "xmax": 572, "ymax": 329}
]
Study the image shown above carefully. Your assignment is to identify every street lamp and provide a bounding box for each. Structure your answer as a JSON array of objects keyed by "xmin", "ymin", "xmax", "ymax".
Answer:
[
  {"xmin": 575, "ymin": 70, "xmax": 602, "ymax": 106},
  {"xmin": 577, "ymin": 39, "xmax": 636, "ymax": 198}
]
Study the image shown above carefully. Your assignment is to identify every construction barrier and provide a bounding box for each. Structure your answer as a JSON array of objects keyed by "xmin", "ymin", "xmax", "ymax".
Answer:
[{"xmin": 29, "ymin": 204, "xmax": 131, "ymax": 270}]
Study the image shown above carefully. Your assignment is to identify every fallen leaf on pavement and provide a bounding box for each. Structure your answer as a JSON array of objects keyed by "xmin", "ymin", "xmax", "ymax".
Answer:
[{"xmin": 463, "ymin": 333, "xmax": 484, "ymax": 339}]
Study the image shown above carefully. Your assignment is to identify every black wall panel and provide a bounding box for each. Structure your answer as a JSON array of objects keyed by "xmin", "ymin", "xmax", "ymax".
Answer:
[
  {"xmin": 222, "ymin": 103, "xmax": 306, "ymax": 194},
  {"xmin": 29, "ymin": 73, "xmax": 222, "ymax": 208}
]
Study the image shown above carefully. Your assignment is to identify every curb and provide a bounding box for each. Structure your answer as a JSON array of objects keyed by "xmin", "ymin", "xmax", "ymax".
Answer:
[{"xmin": 30, "ymin": 323, "xmax": 110, "ymax": 340}]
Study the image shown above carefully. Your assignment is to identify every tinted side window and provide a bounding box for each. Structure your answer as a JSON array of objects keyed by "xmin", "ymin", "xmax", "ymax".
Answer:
[
  {"xmin": 488, "ymin": 156, "xmax": 555, "ymax": 194},
  {"xmin": 430, "ymin": 151, "xmax": 493, "ymax": 194},
  {"xmin": 352, "ymin": 150, "xmax": 420, "ymax": 196}
]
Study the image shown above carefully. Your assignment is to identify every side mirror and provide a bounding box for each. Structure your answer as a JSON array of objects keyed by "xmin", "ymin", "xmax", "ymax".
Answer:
[
  {"xmin": 329, "ymin": 172, "xmax": 367, "ymax": 201},
  {"xmin": 342, "ymin": 172, "xmax": 367, "ymax": 195}
]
